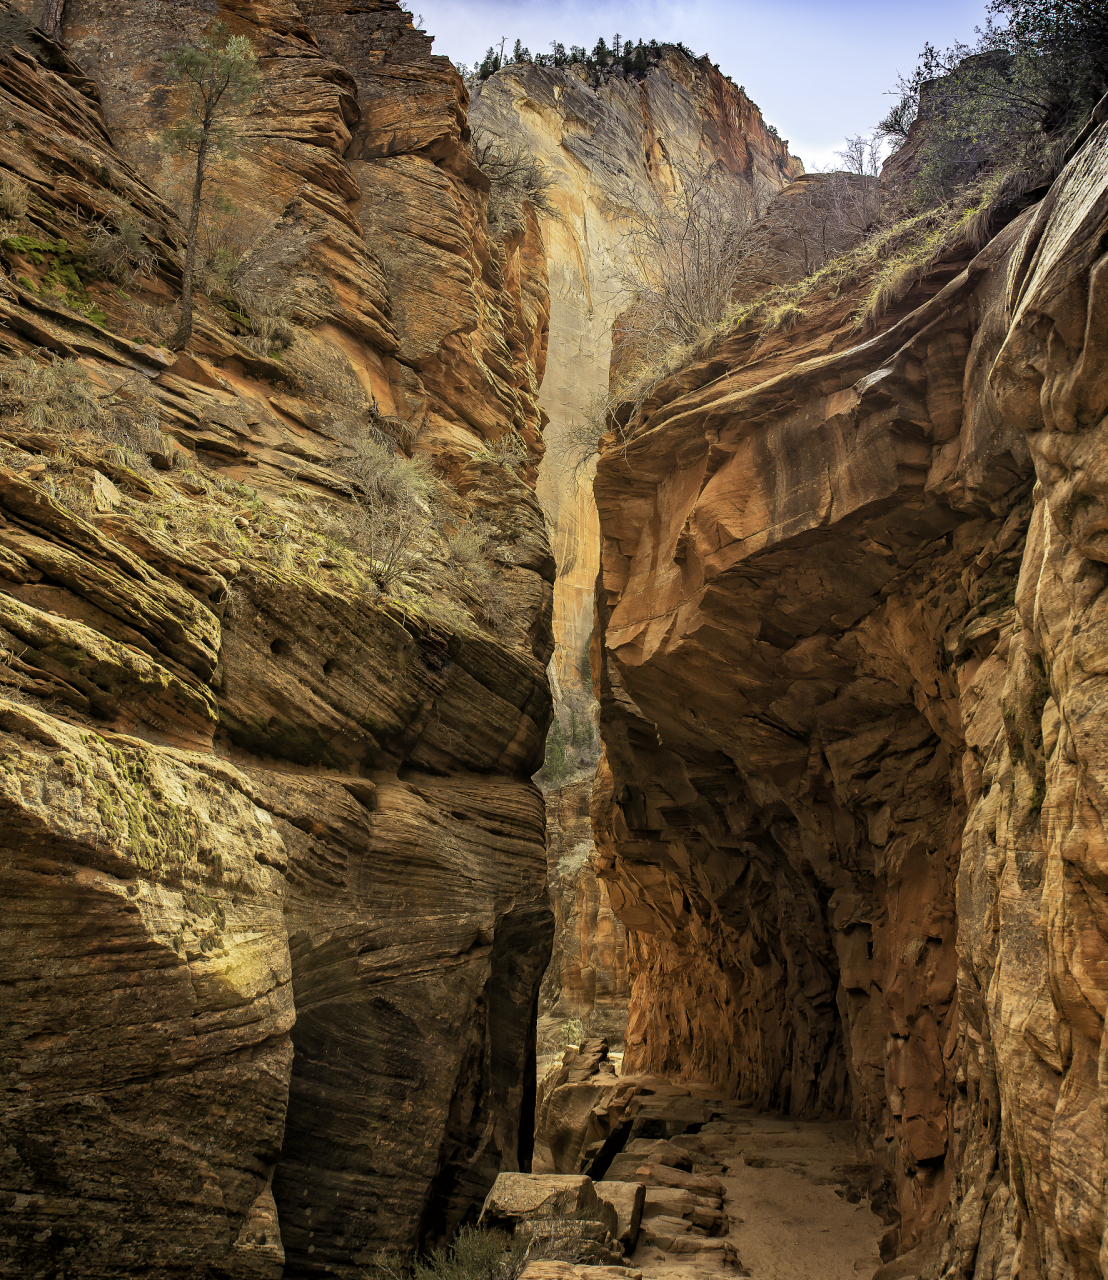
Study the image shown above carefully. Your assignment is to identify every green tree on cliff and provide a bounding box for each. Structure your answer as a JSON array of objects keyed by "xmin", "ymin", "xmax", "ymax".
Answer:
[
  {"xmin": 160, "ymin": 23, "xmax": 261, "ymax": 351},
  {"xmin": 882, "ymin": 0, "xmax": 1108, "ymax": 205}
]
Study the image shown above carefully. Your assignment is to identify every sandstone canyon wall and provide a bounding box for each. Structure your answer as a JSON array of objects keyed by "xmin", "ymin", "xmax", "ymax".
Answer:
[
  {"xmin": 469, "ymin": 53, "xmax": 800, "ymax": 693},
  {"xmin": 592, "ymin": 98, "xmax": 1108, "ymax": 1278},
  {"xmin": 0, "ymin": 5, "xmax": 554, "ymax": 1277},
  {"xmin": 469, "ymin": 53, "xmax": 799, "ymax": 1062}
]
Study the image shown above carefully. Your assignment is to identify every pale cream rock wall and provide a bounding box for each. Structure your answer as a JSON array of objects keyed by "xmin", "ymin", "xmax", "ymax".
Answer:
[{"xmin": 471, "ymin": 55, "xmax": 800, "ymax": 688}]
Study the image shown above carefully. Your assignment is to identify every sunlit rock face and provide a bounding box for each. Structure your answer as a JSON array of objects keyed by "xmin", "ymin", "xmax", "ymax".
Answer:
[
  {"xmin": 470, "ymin": 54, "xmax": 801, "ymax": 693},
  {"xmin": 592, "ymin": 108, "xmax": 1108, "ymax": 1276},
  {"xmin": 0, "ymin": 4, "xmax": 555, "ymax": 1277}
]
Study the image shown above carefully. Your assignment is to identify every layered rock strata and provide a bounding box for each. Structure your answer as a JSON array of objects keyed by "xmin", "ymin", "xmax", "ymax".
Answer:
[
  {"xmin": 470, "ymin": 54, "xmax": 800, "ymax": 692},
  {"xmin": 592, "ymin": 95, "xmax": 1108, "ymax": 1278},
  {"xmin": 0, "ymin": 5, "xmax": 553, "ymax": 1278}
]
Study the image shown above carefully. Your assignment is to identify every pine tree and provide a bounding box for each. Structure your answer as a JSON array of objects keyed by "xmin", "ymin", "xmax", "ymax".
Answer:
[
  {"xmin": 478, "ymin": 45, "xmax": 501, "ymax": 78},
  {"xmin": 160, "ymin": 23, "xmax": 260, "ymax": 351},
  {"xmin": 543, "ymin": 716, "xmax": 568, "ymax": 784}
]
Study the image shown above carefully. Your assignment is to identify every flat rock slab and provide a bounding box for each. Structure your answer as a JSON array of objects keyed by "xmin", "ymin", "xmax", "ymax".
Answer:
[
  {"xmin": 622, "ymin": 1163, "xmax": 724, "ymax": 1197},
  {"xmin": 481, "ymin": 1173, "xmax": 618, "ymax": 1236},
  {"xmin": 624, "ymin": 1139, "xmax": 692, "ymax": 1170},
  {"xmin": 519, "ymin": 1266, "xmax": 642, "ymax": 1280}
]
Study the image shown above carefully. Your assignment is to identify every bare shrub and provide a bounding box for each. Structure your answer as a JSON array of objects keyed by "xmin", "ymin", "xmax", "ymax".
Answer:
[
  {"xmin": 362, "ymin": 1219, "xmax": 613, "ymax": 1280},
  {"xmin": 0, "ymin": 354, "xmax": 100, "ymax": 434},
  {"xmin": 614, "ymin": 161, "xmax": 766, "ymax": 357},
  {"xmin": 546, "ymin": 160, "xmax": 773, "ymax": 474},
  {"xmin": 473, "ymin": 131, "xmax": 561, "ymax": 236},
  {"xmin": 216, "ymin": 214, "xmax": 317, "ymax": 354},
  {"xmin": 39, "ymin": 472, "xmax": 95, "ymax": 519},
  {"xmin": 834, "ymin": 132, "xmax": 885, "ymax": 220},
  {"xmin": 367, "ymin": 397, "xmax": 416, "ymax": 449},
  {"xmin": 341, "ymin": 438, "xmax": 440, "ymax": 590},
  {"xmin": 0, "ymin": 355, "xmax": 172, "ymax": 465},
  {"xmin": 161, "ymin": 183, "xmax": 316, "ymax": 354},
  {"xmin": 130, "ymin": 300, "xmax": 178, "ymax": 340},
  {"xmin": 473, "ymin": 431, "xmax": 528, "ymax": 471},
  {"xmin": 760, "ymin": 168, "xmax": 880, "ymax": 281},
  {"xmin": 446, "ymin": 521, "xmax": 512, "ymax": 630},
  {"xmin": 235, "ymin": 309, "xmax": 296, "ymax": 357},
  {"xmin": 365, "ymin": 1225, "xmax": 510, "ymax": 1280},
  {"xmin": 161, "ymin": 189, "xmax": 267, "ymax": 286},
  {"xmin": 96, "ymin": 372, "xmax": 170, "ymax": 459}
]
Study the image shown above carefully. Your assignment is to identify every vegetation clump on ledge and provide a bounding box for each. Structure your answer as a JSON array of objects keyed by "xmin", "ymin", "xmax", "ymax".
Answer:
[{"xmin": 562, "ymin": 0, "xmax": 1108, "ymax": 472}]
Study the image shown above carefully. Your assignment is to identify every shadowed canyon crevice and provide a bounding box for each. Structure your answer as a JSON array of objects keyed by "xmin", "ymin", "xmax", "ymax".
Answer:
[{"xmin": 469, "ymin": 54, "xmax": 799, "ymax": 694}]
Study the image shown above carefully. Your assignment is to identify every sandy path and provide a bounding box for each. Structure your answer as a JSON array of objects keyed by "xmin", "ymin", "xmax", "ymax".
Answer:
[{"xmin": 625, "ymin": 1095, "xmax": 884, "ymax": 1280}]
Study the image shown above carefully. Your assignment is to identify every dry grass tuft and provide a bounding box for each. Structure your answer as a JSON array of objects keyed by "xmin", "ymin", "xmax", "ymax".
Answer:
[{"xmin": 0, "ymin": 171, "xmax": 28, "ymax": 220}]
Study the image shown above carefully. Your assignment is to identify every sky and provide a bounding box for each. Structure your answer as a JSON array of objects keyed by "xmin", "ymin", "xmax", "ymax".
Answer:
[{"xmin": 410, "ymin": 0, "xmax": 992, "ymax": 170}]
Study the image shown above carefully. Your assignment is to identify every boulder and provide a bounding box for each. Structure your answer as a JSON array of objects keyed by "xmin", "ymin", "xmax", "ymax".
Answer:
[
  {"xmin": 594, "ymin": 1182, "xmax": 645, "ymax": 1251},
  {"xmin": 623, "ymin": 1138, "xmax": 692, "ymax": 1170},
  {"xmin": 514, "ymin": 1219, "xmax": 625, "ymax": 1268},
  {"xmin": 518, "ymin": 1265, "xmax": 642, "ymax": 1280},
  {"xmin": 641, "ymin": 1187, "xmax": 698, "ymax": 1219},
  {"xmin": 480, "ymin": 1173, "xmax": 618, "ymax": 1238}
]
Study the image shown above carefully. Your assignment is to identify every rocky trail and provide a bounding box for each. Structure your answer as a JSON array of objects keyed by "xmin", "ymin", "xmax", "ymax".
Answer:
[
  {"xmin": 506, "ymin": 1047, "xmax": 886, "ymax": 1280},
  {"xmin": 616, "ymin": 1087, "xmax": 883, "ymax": 1280},
  {"xmin": 628, "ymin": 1101, "xmax": 883, "ymax": 1280}
]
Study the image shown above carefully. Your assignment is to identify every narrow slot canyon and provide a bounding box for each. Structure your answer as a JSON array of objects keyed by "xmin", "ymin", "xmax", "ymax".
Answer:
[{"xmin": 0, "ymin": 4, "xmax": 1107, "ymax": 1280}]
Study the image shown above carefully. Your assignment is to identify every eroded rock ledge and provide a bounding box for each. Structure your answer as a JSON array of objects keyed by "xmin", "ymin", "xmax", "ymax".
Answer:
[
  {"xmin": 593, "ymin": 101, "xmax": 1108, "ymax": 1277},
  {"xmin": 0, "ymin": 4, "xmax": 554, "ymax": 1277}
]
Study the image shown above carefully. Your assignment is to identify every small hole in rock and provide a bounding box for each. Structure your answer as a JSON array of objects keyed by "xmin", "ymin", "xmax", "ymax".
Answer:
[{"xmin": 271, "ymin": 638, "xmax": 289, "ymax": 656}]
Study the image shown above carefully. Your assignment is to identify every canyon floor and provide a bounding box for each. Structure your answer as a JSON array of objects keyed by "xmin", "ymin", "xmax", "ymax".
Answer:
[{"xmin": 630, "ymin": 1106, "xmax": 882, "ymax": 1280}]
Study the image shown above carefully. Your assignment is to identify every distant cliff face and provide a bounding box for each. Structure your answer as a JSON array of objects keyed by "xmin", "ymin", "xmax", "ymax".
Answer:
[
  {"xmin": 470, "ymin": 55, "xmax": 800, "ymax": 693},
  {"xmin": 537, "ymin": 776, "xmax": 630, "ymax": 1054},
  {"xmin": 0, "ymin": 4, "xmax": 554, "ymax": 1278},
  {"xmin": 592, "ymin": 104, "xmax": 1108, "ymax": 1276}
]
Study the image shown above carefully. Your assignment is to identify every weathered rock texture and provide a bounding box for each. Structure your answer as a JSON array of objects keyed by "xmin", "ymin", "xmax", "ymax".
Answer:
[
  {"xmin": 538, "ymin": 777, "xmax": 630, "ymax": 1053},
  {"xmin": 532, "ymin": 1053, "xmax": 882, "ymax": 1274},
  {"xmin": 470, "ymin": 55, "xmax": 799, "ymax": 1079},
  {"xmin": 470, "ymin": 55, "xmax": 800, "ymax": 693},
  {"xmin": 0, "ymin": 5, "xmax": 554, "ymax": 1278},
  {"xmin": 592, "ymin": 95, "xmax": 1108, "ymax": 1278}
]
